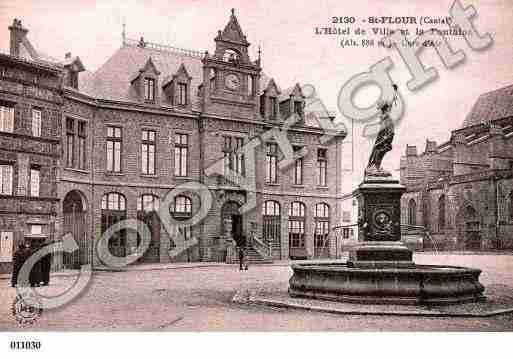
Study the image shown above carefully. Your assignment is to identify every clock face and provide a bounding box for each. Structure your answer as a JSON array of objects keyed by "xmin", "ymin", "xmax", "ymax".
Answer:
[{"xmin": 225, "ymin": 74, "xmax": 240, "ymax": 90}]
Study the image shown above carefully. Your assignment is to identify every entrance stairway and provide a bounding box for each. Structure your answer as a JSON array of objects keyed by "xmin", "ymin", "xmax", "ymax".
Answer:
[{"xmin": 244, "ymin": 245, "xmax": 273, "ymax": 264}]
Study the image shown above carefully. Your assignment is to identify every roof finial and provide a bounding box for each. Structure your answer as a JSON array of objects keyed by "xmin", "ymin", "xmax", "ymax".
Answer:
[
  {"xmin": 122, "ymin": 17, "xmax": 126, "ymax": 46},
  {"xmin": 231, "ymin": 8, "xmax": 235, "ymax": 16}
]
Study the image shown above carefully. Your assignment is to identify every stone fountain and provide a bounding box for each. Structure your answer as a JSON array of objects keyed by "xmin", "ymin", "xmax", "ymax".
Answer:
[{"xmin": 289, "ymin": 89, "xmax": 485, "ymax": 305}]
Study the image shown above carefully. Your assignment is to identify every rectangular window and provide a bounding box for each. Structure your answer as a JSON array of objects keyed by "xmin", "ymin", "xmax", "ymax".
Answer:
[
  {"xmin": 223, "ymin": 136, "xmax": 244, "ymax": 176},
  {"xmin": 141, "ymin": 129, "xmax": 156, "ymax": 175},
  {"xmin": 66, "ymin": 118, "xmax": 75, "ymax": 168},
  {"xmin": 293, "ymin": 146, "xmax": 303, "ymax": 185},
  {"xmin": 0, "ymin": 164, "xmax": 13, "ymax": 195},
  {"xmin": 30, "ymin": 224, "xmax": 44, "ymax": 235},
  {"xmin": 107, "ymin": 126, "xmax": 122, "ymax": 172},
  {"xmin": 314, "ymin": 221, "xmax": 330, "ymax": 248},
  {"xmin": 144, "ymin": 78, "xmax": 155, "ymax": 102},
  {"xmin": 32, "ymin": 108, "xmax": 42, "ymax": 137},
  {"xmin": 174, "ymin": 133, "xmax": 188, "ymax": 177},
  {"xmin": 0, "ymin": 231, "xmax": 14, "ymax": 263},
  {"xmin": 317, "ymin": 148, "xmax": 327, "ymax": 186},
  {"xmin": 288, "ymin": 220, "xmax": 305, "ymax": 248},
  {"xmin": 178, "ymin": 83, "xmax": 188, "ymax": 105},
  {"xmin": 77, "ymin": 121, "xmax": 86, "ymax": 170},
  {"xmin": 30, "ymin": 167, "xmax": 40, "ymax": 197},
  {"xmin": 266, "ymin": 143, "xmax": 278, "ymax": 184},
  {"xmin": 269, "ymin": 97, "xmax": 277, "ymax": 119},
  {"xmin": 0, "ymin": 105, "xmax": 14, "ymax": 133}
]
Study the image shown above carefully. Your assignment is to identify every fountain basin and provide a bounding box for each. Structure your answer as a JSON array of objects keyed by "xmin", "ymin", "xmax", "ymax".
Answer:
[{"xmin": 289, "ymin": 262, "xmax": 485, "ymax": 305}]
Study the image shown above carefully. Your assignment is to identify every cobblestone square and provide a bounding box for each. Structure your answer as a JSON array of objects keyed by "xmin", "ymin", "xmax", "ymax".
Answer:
[{"xmin": 2, "ymin": 253, "xmax": 513, "ymax": 331}]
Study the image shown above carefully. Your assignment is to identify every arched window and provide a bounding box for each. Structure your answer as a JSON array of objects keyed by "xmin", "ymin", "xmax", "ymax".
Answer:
[
  {"xmin": 314, "ymin": 203, "xmax": 330, "ymax": 250},
  {"xmin": 438, "ymin": 195, "xmax": 446, "ymax": 231},
  {"xmin": 222, "ymin": 49, "xmax": 240, "ymax": 63},
  {"xmin": 247, "ymin": 75, "xmax": 254, "ymax": 96},
  {"xmin": 101, "ymin": 192, "xmax": 126, "ymax": 211},
  {"xmin": 136, "ymin": 194, "xmax": 160, "ymax": 262},
  {"xmin": 101, "ymin": 193, "xmax": 127, "ymax": 257},
  {"xmin": 288, "ymin": 202, "xmax": 306, "ymax": 251},
  {"xmin": 263, "ymin": 201, "xmax": 281, "ymax": 246},
  {"xmin": 408, "ymin": 199, "xmax": 417, "ymax": 226},
  {"xmin": 263, "ymin": 200, "xmax": 280, "ymax": 216},
  {"xmin": 172, "ymin": 195, "xmax": 192, "ymax": 240},
  {"xmin": 137, "ymin": 194, "xmax": 159, "ymax": 212}
]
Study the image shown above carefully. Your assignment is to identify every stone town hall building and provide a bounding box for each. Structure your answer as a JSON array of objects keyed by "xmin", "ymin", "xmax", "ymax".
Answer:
[
  {"xmin": 400, "ymin": 85, "xmax": 513, "ymax": 251},
  {"xmin": 0, "ymin": 11, "xmax": 345, "ymax": 272}
]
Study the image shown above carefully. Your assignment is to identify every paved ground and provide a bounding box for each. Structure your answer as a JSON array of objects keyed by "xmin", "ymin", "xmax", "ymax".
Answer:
[{"xmin": 1, "ymin": 253, "xmax": 513, "ymax": 331}]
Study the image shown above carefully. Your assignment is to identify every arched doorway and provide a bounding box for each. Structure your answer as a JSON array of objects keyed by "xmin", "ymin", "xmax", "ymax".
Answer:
[
  {"xmin": 408, "ymin": 199, "xmax": 417, "ymax": 226},
  {"xmin": 62, "ymin": 190, "xmax": 88, "ymax": 268},
  {"xmin": 464, "ymin": 206, "xmax": 481, "ymax": 250},
  {"xmin": 288, "ymin": 201, "xmax": 306, "ymax": 259},
  {"xmin": 263, "ymin": 200, "xmax": 281, "ymax": 257},
  {"xmin": 101, "ymin": 192, "xmax": 127, "ymax": 258},
  {"xmin": 221, "ymin": 201, "xmax": 242, "ymax": 245},
  {"xmin": 137, "ymin": 194, "xmax": 160, "ymax": 263}
]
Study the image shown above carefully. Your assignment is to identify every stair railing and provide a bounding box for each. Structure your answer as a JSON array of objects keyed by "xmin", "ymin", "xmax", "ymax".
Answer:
[{"xmin": 250, "ymin": 232, "xmax": 272, "ymax": 259}]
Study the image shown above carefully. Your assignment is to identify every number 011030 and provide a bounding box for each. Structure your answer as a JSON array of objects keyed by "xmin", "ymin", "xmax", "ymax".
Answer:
[{"xmin": 10, "ymin": 341, "xmax": 41, "ymax": 350}]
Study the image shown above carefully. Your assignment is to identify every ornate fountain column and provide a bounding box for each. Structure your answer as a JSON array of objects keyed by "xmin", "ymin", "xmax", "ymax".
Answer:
[{"xmin": 349, "ymin": 176, "xmax": 411, "ymax": 268}]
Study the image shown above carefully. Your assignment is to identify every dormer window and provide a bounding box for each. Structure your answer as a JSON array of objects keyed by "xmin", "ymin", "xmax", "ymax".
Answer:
[
  {"xmin": 294, "ymin": 101, "xmax": 303, "ymax": 117},
  {"xmin": 144, "ymin": 78, "xmax": 155, "ymax": 102},
  {"xmin": 63, "ymin": 53, "xmax": 85, "ymax": 90},
  {"xmin": 178, "ymin": 83, "xmax": 188, "ymax": 105},
  {"xmin": 70, "ymin": 72, "xmax": 78, "ymax": 89}
]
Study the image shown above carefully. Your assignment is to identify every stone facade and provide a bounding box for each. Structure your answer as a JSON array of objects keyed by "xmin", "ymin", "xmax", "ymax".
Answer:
[
  {"xmin": 400, "ymin": 85, "xmax": 513, "ymax": 250},
  {"xmin": 0, "ymin": 20, "xmax": 62, "ymax": 273},
  {"xmin": 0, "ymin": 11, "xmax": 346, "ymax": 271}
]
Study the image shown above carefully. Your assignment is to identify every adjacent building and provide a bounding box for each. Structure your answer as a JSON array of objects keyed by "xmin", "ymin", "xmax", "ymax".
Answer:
[
  {"xmin": 0, "ymin": 19, "xmax": 62, "ymax": 273},
  {"xmin": 0, "ymin": 10, "xmax": 346, "ymax": 271},
  {"xmin": 400, "ymin": 85, "xmax": 513, "ymax": 250}
]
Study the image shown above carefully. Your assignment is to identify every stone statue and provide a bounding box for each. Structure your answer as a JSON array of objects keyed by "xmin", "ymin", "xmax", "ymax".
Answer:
[{"xmin": 365, "ymin": 84, "xmax": 398, "ymax": 177}]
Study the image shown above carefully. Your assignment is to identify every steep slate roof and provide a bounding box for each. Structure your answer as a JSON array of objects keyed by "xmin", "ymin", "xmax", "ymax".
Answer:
[
  {"xmin": 462, "ymin": 84, "xmax": 513, "ymax": 128},
  {"xmin": 79, "ymin": 42, "xmax": 275, "ymax": 111},
  {"xmin": 88, "ymin": 44, "xmax": 204, "ymax": 108}
]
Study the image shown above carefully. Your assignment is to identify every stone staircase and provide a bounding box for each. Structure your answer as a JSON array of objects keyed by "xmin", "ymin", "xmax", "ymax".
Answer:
[{"xmin": 244, "ymin": 246, "xmax": 273, "ymax": 264}]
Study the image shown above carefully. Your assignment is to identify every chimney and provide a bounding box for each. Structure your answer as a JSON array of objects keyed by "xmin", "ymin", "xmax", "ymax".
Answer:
[
  {"xmin": 8, "ymin": 18, "xmax": 28, "ymax": 57},
  {"xmin": 425, "ymin": 139, "xmax": 437, "ymax": 154},
  {"xmin": 406, "ymin": 145, "xmax": 418, "ymax": 157}
]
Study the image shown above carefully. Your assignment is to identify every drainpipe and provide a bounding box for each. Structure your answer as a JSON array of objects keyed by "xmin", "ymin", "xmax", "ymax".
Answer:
[
  {"xmin": 495, "ymin": 176, "xmax": 500, "ymax": 250},
  {"xmin": 90, "ymin": 105, "xmax": 97, "ymax": 269}
]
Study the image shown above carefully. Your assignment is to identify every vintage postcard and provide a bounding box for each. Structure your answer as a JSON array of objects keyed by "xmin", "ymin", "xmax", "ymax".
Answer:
[{"xmin": 0, "ymin": 0, "xmax": 512, "ymax": 356}]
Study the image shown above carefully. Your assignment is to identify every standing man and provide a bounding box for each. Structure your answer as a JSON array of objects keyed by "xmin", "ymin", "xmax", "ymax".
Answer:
[
  {"xmin": 11, "ymin": 241, "xmax": 31, "ymax": 288},
  {"xmin": 29, "ymin": 241, "xmax": 42, "ymax": 287},
  {"xmin": 238, "ymin": 246, "xmax": 245, "ymax": 271},
  {"xmin": 40, "ymin": 240, "xmax": 52, "ymax": 286}
]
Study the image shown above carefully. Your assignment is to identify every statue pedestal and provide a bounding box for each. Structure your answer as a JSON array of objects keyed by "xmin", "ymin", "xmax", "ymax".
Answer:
[{"xmin": 350, "ymin": 176, "xmax": 410, "ymax": 268}]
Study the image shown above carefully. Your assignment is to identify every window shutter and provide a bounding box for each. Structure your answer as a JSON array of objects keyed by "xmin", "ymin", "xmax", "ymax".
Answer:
[
  {"xmin": 4, "ymin": 165, "xmax": 12, "ymax": 195},
  {"xmin": 7, "ymin": 107, "xmax": 14, "ymax": 132}
]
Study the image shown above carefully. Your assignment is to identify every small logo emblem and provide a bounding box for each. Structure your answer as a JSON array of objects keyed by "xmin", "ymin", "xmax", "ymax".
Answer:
[{"xmin": 12, "ymin": 292, "xmax": 42, "ymax": 326}]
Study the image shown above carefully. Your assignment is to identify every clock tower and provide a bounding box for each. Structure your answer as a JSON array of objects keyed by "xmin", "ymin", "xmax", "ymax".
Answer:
[{"xmin": 201, "ymin": 9, "xmax": 262, "ymax": 119}]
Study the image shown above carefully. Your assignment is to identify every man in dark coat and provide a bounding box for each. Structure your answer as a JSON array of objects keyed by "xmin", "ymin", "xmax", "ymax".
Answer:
[
  {"xmin": 238, "ymin": 246, "xmax": 244, "ymax": 271},
  {"xmin": 29, "ymin": 242, "xmax": 42, "ymax": 287},
  {"xmin": 40, "ymin": 241, "xmax": 52, "ymax": 286},
  {"xmin": 11, "ymin": 242, "xmax": 31, "ymax": 288}
]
